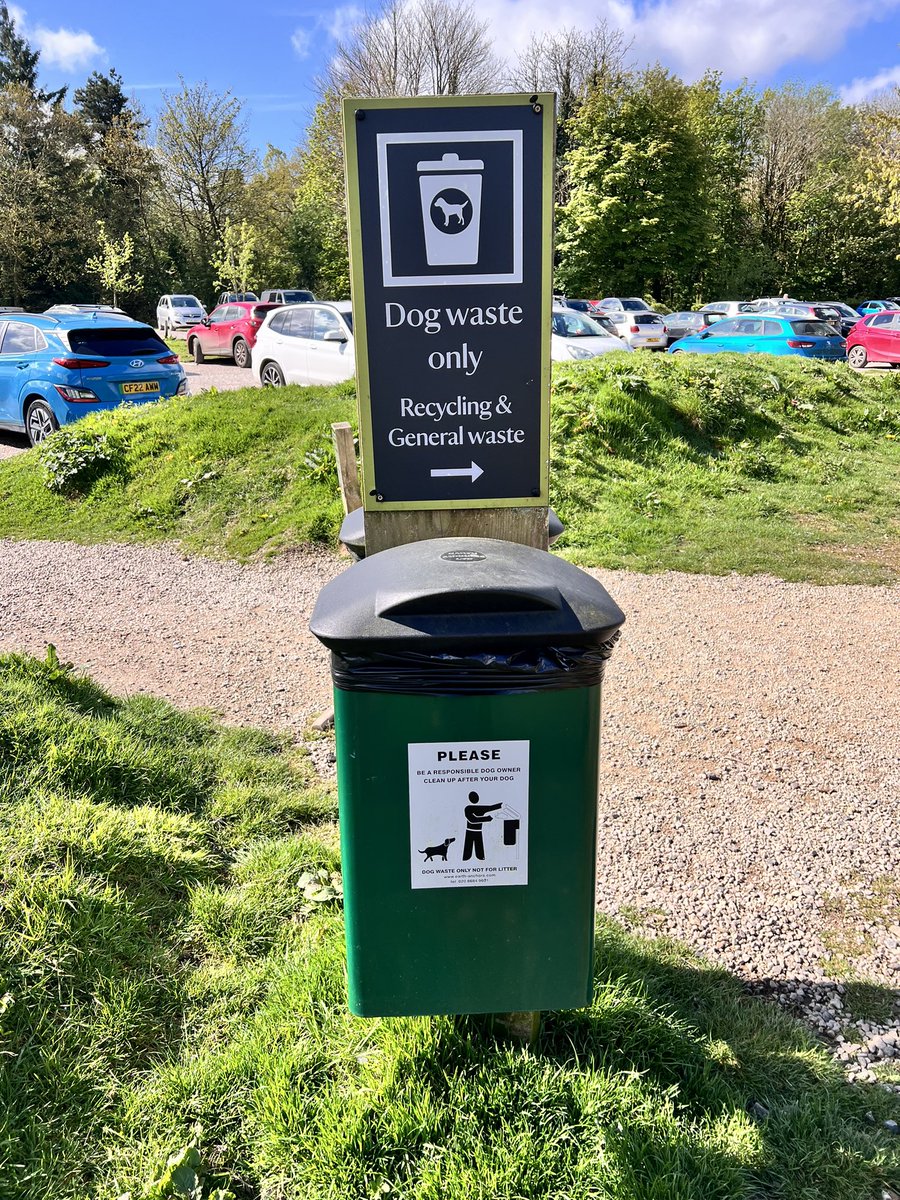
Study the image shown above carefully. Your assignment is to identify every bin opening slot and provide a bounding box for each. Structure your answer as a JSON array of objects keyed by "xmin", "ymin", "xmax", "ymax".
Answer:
[{"xmin": 377, "ymin": 585, "xmax": 562, "ymax": 618}]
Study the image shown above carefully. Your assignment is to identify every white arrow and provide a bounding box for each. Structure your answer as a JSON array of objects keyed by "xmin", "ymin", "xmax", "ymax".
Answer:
[{"xmin": 430, "ymin": 461, "xmax": 484, "ymax": 483}]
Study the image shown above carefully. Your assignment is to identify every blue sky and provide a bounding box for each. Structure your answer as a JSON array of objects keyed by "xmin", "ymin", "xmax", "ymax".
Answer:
[{"xmin": 9, "ymin": 0, "xmax": 900, "ymax": 154}]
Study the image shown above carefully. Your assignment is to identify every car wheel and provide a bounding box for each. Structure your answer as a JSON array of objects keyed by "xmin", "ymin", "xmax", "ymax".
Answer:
[
  {"xmin": 192, "ymin": 339, "xmax": 205, "ymax": 364},
  {"xmin": 847, "ymin": 345, "xmax": 867, "ymax": 369},
  {"xmin": 25, "ymin": 399, "xmax": 59, "ymax": 447},
  {"xmin": 260, "ymin": 362, "xmax": 284, "ymax": 387},
  {"xmin": 671, "ymin": 349, "xmax": 685, "ymax": 355},
  {"xmin": 233, "ymin": 338, "xmax": 250, "ymax": 369}
]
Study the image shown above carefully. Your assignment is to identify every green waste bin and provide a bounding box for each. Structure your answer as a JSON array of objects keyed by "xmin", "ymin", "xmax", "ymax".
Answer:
[{"xmin": 309, "ymin": 536, "xmax": 624, "ymax": 1016}]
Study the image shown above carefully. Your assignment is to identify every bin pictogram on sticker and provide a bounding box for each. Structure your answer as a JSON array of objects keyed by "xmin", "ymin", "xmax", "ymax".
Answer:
[{"xmin": 418, "ymin": 151, "xmax": 484, "ymax": 266}]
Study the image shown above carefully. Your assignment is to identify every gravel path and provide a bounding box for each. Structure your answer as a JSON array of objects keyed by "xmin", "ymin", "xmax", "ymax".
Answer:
[{"xmin": 0, "ymin": 540, "xmax": 897, "ymax": 1078}]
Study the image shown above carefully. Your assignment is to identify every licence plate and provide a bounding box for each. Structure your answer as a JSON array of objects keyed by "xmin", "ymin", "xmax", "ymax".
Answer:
[
  {"xmin": 121, "ymin": 381, "xmax": 159, "ymax": 394},
  {"xmin": 647, "ymin": 337, "xmax": 663, "ymax": 343}
]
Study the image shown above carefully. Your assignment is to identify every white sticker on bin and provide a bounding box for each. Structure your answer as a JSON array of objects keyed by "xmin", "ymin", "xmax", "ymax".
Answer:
[{"xmin": 408, "ymin": 740, "xmax": 529, "ymax": 889}]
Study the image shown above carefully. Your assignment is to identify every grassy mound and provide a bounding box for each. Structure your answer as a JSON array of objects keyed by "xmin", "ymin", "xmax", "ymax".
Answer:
[
  {"xmin": 1, "ymin": 652, "xmax": 897, "ymax": 1199},
  {"xmin": 0, "ymin": 381, "xmax": 355, "ymax": 559},
  {"xmin": 0, "ymin": 356, "xmax": 898, "ymax": 580},
  {"xmin": 551, "ymin": 353, "xmax": 900, "ymax": 582}
]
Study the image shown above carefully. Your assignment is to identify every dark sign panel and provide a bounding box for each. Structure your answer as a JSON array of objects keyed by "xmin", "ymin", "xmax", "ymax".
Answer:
[{"xmin": 344, "ymin": 95, "xmax": 554, "ymax": 510}]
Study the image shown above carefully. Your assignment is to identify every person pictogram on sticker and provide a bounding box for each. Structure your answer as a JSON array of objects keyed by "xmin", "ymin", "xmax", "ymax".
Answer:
[{"xmin": 462, "ymin": 791, "xmax": 502, "ymax": 861}]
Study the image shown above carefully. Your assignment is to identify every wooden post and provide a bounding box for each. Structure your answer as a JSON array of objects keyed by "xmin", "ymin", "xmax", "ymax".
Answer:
[{"xmin": 331, "ymin": 422, "xmax": 362, "ymax": 516}]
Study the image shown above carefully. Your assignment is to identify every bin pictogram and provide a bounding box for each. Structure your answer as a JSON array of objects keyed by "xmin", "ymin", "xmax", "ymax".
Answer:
[{"xmin": 418, "ymin": 152, "xmax": 484, "ymax": 266}]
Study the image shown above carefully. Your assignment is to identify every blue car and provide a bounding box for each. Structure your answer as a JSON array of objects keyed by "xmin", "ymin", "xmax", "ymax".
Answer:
[
  {"xmin": 856, "ymin": 300, "xmax": 893, "ymax": 317},
  {"xmin": 0, "ymin": 312, "xmax": 187, "ymax": 446},
  {"xmin": 668, "ymin": 314, "xmax": 845, "ymax": 361}
]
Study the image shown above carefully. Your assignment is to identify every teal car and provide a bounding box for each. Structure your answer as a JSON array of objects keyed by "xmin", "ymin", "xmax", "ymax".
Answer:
[
  {"xmin": 668, "ymin": 314, "xmax": 845, "ymax": 361},
  {"xmin": 856, "ymin": 300, "xmax": 893, "ymax": 316}
]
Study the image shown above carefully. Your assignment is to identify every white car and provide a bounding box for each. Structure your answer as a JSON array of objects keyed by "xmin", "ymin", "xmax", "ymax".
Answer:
[
  {"xmin": 252, "ymin": 301, "xmax": 354, "ymax": 387},
  {"xmin": 595, "ymin": 296, "xmax": 651, "ymax": 314},
  {"xmin": 551, "ymin": 307, "xmax": 630, "ymax": 361},
  {"xmin": 699, "ymin": 301, "xmax": 759, "ymax": 319},
  {"xmin": 601, "ymin": 308, "xmax": 667, "ymax": 349},
  {"xmin": 157, "ymin": 294, "xmax": 206, "ymax": 337}
]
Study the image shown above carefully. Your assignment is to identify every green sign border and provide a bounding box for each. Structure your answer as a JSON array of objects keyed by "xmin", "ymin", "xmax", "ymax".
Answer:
[{"xmin": 343, "ymin": 93, "xmax": 555, "ymax": 512}]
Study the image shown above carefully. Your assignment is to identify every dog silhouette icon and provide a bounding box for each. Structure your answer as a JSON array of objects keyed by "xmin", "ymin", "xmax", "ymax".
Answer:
[
  {"xmin": 432, "ymin": 196, "xmax": 470, "ymax": 228},
  {"xmin": 419, "ymin": 837, "xmax": 456, "ymax": 862}
]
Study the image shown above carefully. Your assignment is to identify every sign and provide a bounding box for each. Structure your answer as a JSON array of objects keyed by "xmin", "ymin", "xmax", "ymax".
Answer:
[
  {"xmin": 344, "ymin": 94, "xmax": 554, "ymax": 510},
  {"xmin": 408, "ymin": 740, "xmax": 529, "ymax": 889}
]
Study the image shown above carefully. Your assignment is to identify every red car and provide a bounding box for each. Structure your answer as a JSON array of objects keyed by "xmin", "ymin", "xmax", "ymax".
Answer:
[
  {"xmin": 187, "ymin": 301, "xmax": 281, "ymax": 369},
  {"xmin": 845, "ymin": 310, "xmax": 900, "ymax": 369}
]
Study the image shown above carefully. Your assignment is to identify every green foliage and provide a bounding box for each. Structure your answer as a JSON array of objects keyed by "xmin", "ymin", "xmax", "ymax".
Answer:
[
  {"xmin": 39, "ymin": 423, "xmax": 126, "ymax": 494},
  {"xmin": 0, "ymin": 651, "xmax": 896, "ymax": 1199},
  {"xmin": 86, "ymin": 220, "xmax": 143, "ymax": 305},
  {"xmin": 211, "ymin": 216, "xmax": 259, "ymax": 294}
]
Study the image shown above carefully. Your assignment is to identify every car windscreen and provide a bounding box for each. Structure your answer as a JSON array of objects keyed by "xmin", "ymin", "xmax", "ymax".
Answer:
[
  {"xmin": 552, "ymin": 312, "xmax": 605, "ymax": 337},
  {"xmin": 252, "ymin": 304, "xmax": 282, "ymax": 320},
  {"xmin": 281, "ymin": 291, "xmax": 315, "ymax": 303},
  {"xmin": 172, "ymin": 295, "xmax": 200, "ymax": 307},
  {"xmin": 68, "ymin": 326, "xmax": 167, "ymax": 356},
  {"xmin": 790, "ymin": 320, "xmax": 837, "ymax": 337},
  {"xmin": 621, "ymin": 299, "xmax": 647, "ymax": 311},
  {"xmin": 634, "ymin": 313, "xmax": 663, "ymax": 325}
]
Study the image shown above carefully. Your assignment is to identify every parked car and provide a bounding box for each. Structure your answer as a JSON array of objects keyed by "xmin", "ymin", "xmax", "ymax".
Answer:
[
  {"xmin": 601, "ymin": 308, "xmax": 667, "ymax": 349},
  {"xmin": 699, "ymin": 301, "xmax": 758, "ymax": 318},
  {"xmin": 214, "ymin": 290, "xmax": 259, "ymax": 307},
  {"xmin": 772, "ymin": 302, "xmax": 854, "ymax": 337},
  {"xmin": 259, "ymin": 288, "xmax": 316, "ymax": 305},
  {"xmin": 752, "ymin": 297, "xmax": 800, "ymax": 311},
  {"xmin": 558, "ymin": 298, "xmax": 599, "ymax": 315},
  {"xmin": 252, "ymin": 301, "xmax": 354, "ymax": 387},
  {"xmin": 187, "ymin": 301, "xmax": 282, "ymax": 368},
  {"xmin": 44, "ymin": 303, "xmax": 130, "ymax": 318},
  {"xmin": 815, "ymin": 301, "xmax": 864, "ymax": 336},
  {"xmin": 595, "ymin": 297, "xmax": 651, "ymax": 314},
  {"xmin": 856, "ymin": 299, "xmax": 893, "ymax": 316},
  {"xmin": 668, "ymin": 314, "xmax": 845, "ymax": 360},
  {"xmin": 0, "ymin": 312, "xmax": 185, "ymax": 446},
  {"xmin": 845, "ymin": 310, "xmax": 900, "ymax": 368},
  {"xmin": 156, "ymin": 294, "xmax": 206, "ymax": 337},
  {"xmin": 550, "ymin": 307, "xmax": 631, "ymax": 361},
  {"xmin": 662, "ymin": 311, "xmax": 719, "ymax": 345}
]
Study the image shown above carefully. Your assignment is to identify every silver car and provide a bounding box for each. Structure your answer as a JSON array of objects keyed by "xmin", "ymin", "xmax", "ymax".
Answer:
[
  {"xmin": 601, "ymin": 309, "xmax": 668, "ymax": 349},
  {"xmin": 156, "ymin": 294, "xmax": 206, "ymax": 337}
]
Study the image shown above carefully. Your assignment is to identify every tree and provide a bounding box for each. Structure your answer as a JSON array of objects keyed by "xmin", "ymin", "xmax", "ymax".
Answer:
[
  {"xmin": 851, "ymin": 92, "xmax": 900, "ymax": 232},
  {"xmin": 156, "ymin": 80, "xmax": 254, "ymax": 297},
  {"xmin": 290, "ymin": 92, "xmax": 350, "ymax": 297},
  {"xmin": 75, "ymin": 69, "xmax": 131, "ymax": 137},
  {"xmin": 0, "ymin": 85, "xmax": 91, "ymax": 306},
  {"xmin": 511, "ymin": 23, "xmax": 630, "ymax": 124},
  {"xmin": 211, "ymin": 217, "xmax": 259, "ymax": 293},
  {"xmin": 556, "ymin": 70, "xmax": 713, "ymax": 303},
  {"xmin": 243, "ymin": 146, "xmax": 303, "ymax": 286},
  {"xmin": 327, "ymin": 0, "xmax": 498, "ymax": 97},
  {"xmin": 0, "ymin": 1, "xmax": 64, "ymax": 103},
  {"xmin": 86, "ymin": 222, "xmax": 143, "ymax": 305}
]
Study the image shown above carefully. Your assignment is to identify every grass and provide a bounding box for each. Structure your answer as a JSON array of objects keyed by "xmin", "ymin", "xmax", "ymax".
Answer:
[
  {"xmin": 0, "ymin": 651, "xmax": 897, "ymax": 1200},
  {"xmin": 0, "ymin": 353, "xmax": 899, "ymax": 578}
]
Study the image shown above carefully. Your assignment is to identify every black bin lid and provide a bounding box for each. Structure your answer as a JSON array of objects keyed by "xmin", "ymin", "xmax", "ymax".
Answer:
[{"xmin": 310, "ymin": 537, "xmax": 624, "ymax": 654}]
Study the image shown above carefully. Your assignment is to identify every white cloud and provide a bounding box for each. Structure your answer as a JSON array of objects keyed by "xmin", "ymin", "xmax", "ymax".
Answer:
[
  {"xmin": 291, "ymin": 27, "xmax": 313, "ymax": 58},
  {"xmin": 455, "ymin": 0, "xmax": 900, "ymax": 82},
  {"xmin": 6, "ymin": 6, "xmax": 104, "ymax": 73},
  {"xmin": 840, "ymin": 64, "xmax": 900, "ymax": 105},
  {"xmin": 327, "ymin": 4, "xmax": 365, "ymax": 43}
]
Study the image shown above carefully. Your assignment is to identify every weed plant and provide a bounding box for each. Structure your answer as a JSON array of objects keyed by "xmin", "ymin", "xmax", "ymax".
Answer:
[{"xmin": 0, "ymin": 652, "xmax": 897, "ymax": 1198}]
